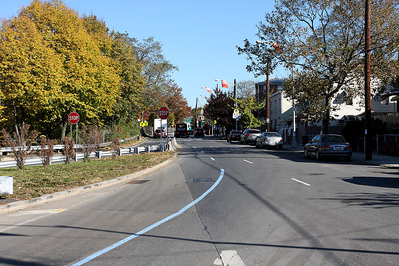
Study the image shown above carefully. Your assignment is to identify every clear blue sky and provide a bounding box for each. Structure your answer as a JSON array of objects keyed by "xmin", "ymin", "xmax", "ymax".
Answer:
[{"xmin": 0, "ymin": 0, "xmax": 287, "ymax": 108}]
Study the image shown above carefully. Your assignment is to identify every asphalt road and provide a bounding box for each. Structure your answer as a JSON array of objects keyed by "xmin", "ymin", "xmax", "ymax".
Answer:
[{"xmin": 0, "ymin": 137, "xmax": 398, "ymax": 265}]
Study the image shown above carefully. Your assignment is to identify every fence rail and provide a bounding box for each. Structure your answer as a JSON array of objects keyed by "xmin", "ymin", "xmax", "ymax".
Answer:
[{"xmin": 0, "ymin": 138, "xmax": 176, "ymax": 169}]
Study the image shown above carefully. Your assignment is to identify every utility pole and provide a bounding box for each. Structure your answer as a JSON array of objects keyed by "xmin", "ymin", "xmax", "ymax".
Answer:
[
  {"xmin": 195, "ymin": 97, "xmax": 198, "ymax": 129},
  {"xmin": 365, "ymin": 0, "xmax": 372, "ymax": 160},
  {"xmin": 234, "ymin": 79, "xmax": 237, "ymax": 130},
  {"xmin": 266, "ymin": 57, "xmax": 271, "ymax": 132}
]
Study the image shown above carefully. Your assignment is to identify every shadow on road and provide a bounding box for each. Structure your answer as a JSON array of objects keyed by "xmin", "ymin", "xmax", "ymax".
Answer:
[
  {"xmin": 315, "ymin": 191, "xmax": 399, "ymax": 209},
  {"xmin": 343, "ymin": 176, "xmax": 399, "ymax": 189}
]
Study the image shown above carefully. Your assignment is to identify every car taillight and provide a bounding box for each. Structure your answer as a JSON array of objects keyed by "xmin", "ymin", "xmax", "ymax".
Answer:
[
  {"xmin": 246, "ymin": 133, "xmax": 251, "ymax": 136},
  {"xmin": 264, "ymin": 138, "xmax": 269, "ymax": 142},
  {"xmin": 322, "ymin": 145, "xmax": 330, "ymax": 150},
  {"xmin": 348, "ymin": 145, "xmax": 352, "ymax": 150}
]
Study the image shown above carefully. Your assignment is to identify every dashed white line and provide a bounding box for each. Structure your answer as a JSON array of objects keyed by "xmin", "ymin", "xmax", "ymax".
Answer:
[
  {"xmin": 291, "ymin": 178, "xmax": 311, "ymax": 186},
  {"xmin": 243, "ymin": 159, "xmax": 253, "ymax": 164},
  {"xmin": 210, "ymin": 157, "xmax": 215, "ymax": 161}
]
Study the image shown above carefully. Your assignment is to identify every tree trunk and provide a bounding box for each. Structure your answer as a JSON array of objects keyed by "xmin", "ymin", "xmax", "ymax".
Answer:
[
  {"xmin": 60, "ymin": 120, "xmax": 68, "ymax": 141},
  {"xmin": 322, "ymin": 96, "xmax": 332, "ymax": 134}
]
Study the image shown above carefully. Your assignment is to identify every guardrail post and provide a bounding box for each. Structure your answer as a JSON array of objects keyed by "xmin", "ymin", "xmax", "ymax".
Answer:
[{"xmin": 96, "ymin": 151, "xmax": 101, "ymax": 159}]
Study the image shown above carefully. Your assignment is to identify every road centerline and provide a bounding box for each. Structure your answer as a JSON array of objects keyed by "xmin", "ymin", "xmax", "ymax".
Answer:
[{"xmin": 71, "ymin": 169, "xmax": 225, "ymax": 266}]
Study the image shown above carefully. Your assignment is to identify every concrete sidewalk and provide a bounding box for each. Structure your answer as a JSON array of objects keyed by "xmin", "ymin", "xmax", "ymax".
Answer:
[{"xmin": 283, "ymin": 143, "xmax": 399, "ymax": 168}]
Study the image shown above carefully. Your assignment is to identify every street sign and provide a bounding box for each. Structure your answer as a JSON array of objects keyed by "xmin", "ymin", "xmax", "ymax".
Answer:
[
  {"xmin": 158, "ymin": 107, "xmax": 169, "ymax": 119},
  {"xmin": 233, "ymin": 112, "xmax": 241, "ymax": 119},
  {"xmin": 68, "ymin": 112, "xmax": 80, "ymax": 124}
]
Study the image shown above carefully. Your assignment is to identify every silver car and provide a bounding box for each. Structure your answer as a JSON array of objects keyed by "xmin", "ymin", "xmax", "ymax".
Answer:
[
  {"xmin": 255, "ymin": 132, "xmax": 284, "ymax": 149},
  {"xmin": 240, "ymin": 129, "xmax": 261, "ymax": 144}
]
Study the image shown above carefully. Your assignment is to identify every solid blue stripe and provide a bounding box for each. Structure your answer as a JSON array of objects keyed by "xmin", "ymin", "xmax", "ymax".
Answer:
[{"xmin": 72, "ymin": 169, "xmax": 225, "ymax": 266}]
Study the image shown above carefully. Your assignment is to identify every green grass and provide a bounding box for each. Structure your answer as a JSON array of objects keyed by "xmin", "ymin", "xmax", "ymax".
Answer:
[{"xmin": 0, "ymin": 152, "xmax": 174, "ymax": 200}]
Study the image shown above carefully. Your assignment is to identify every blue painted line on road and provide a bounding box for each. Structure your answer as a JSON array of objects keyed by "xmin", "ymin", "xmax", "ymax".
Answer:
[{"xmin": 71, "ymin": 169, "xmax": 225, "ymax": 266}]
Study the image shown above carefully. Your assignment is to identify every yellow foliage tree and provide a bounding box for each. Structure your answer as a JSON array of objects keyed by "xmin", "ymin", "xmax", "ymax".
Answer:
[{"xmin": 0, "ymin": 0, "xmax": 121, "ymax": 139}]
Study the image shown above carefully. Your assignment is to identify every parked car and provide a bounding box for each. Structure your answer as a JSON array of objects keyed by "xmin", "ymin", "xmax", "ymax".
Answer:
[
  {"xmin": 227, "ymin": 130, "xmax": 242, "ymax": 142},
  {"xmin": 255, "ymin": 132, "xmax": 283, "ymax": 149},
  {"xmin": 194, "ymin": 128, "xmax": 205, "ymax": 137},
  {"xmin": 240, "ymin": 129, "xmax": 261, "ymax": 144},
  {"xmin": 188, "ymin": 129, "xmax": 194, "ymax": 136},
  {"xmin": 154, "ymin": 128, "xmax": 166, "ymax": 138},
  {"xmin": 304, "ymin": 134, "xmax": 353, "ymax": 161}
]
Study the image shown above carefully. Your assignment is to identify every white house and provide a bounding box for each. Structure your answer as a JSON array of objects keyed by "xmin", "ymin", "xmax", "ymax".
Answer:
[{"xmin": 255, "ymin": 79, "xmax": 399, "ymax": 141}]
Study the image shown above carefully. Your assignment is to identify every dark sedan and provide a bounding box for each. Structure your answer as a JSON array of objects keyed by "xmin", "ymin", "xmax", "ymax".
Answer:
[
  {"xmin": 227, "ymin": 130, "xmax": 242, "ymax": 142},
  {"xmin": 194, "ymin": 128, "xmax": 205, "ymax": 137},
  {"xmin": 304, "ymin": 134, "xmax": 353, "ymax": 161}
]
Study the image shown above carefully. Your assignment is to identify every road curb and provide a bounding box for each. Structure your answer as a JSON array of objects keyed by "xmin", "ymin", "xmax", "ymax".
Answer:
[{"xmin": 0, "ymin": 152, "xmax": 177, "ymax": 215}]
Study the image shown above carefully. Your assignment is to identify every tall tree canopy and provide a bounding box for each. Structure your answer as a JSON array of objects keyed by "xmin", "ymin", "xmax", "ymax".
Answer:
[
  {"xmin": 0, "ymin": 0, "xmax": 121, "ymax": 138},
  {"xmin": 0, "ymin": 0, "xmax": 190, "ymax": 139},
  {"xmin": 238, "ymin": 0, "xmax": 399, "ymax": 133}
]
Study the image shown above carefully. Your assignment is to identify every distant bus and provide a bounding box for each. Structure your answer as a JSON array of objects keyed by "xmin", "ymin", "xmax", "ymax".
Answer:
[{"xmin": 175, "ymin": 123, "xmax": 189, "ymax": 138}]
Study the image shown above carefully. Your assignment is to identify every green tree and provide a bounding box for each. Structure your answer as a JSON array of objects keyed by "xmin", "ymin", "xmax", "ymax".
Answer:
[
  {"xmin": 234, "ymin": 97, "xmax": 264, "ymax": 129},
  {"xmin": 164, "ymin": 82, "xmax": 192, "ymax": 124},
  {"xmin": 18, "ymin": 0, "xmax": 121, "ymax": 138},
  {"xmin": 132, "ymin": 37, "xmax": 178, "ymax": 110},
  {"xmin": 0, "ymin": 11, "xmax": 65, "ymax": 134},
  {"xmin": 109, "ymin": 32, "xmax": 145, "ymax": 125},
  {"xmin": 239, "ymin": 0, "xmax": 399, "ymax": 133},
  {"xmin": 204, "ymin": 88, "xmax": 234, "ymax": 133}
]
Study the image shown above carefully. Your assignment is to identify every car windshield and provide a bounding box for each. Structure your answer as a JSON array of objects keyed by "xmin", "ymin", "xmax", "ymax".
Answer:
[
  {"xmin": 322, "ymin": 136, "xmax": 345, "ymax": 142},
  {"xmin": 248, "ymin": 130, "xmax": 260, "ymax": 133},
  {"xmin": 265, "ymin": 133, "xmax": 280, "ymax": 137},
  {"xmin": 231, "ymin": 131, "xmax": 241, "ymax": 134}
]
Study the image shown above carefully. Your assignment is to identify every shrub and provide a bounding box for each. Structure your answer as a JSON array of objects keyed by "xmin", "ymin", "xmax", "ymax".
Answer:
[
  {"xmin": 61, "ymin": 137, "xmax": 75, "ymax": 164},
  {"xmin": 0, "ymin": 123, "xmax": 38, "ymax": 169},
  {"xmin": 379, "ymin": 141, "xmax": 399, "ymax": 156},
  {"xmin": 39, "ymin": 137, "xmax": 55, "ymax": 169},
  {"xmin": 80, "ymin": 125, "xmax": 100, "ymax": 162}
]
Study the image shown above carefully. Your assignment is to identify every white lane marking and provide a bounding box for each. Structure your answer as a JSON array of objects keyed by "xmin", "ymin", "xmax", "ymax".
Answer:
[
  {"xmin": 201, "ymin": 151, "xmax": 204, "ymax": 153},
  {"xmin": 72, "ymin": 169, "xmax": 225, "ymax": 266},
  {"xmin": 0, "ymin": 209, "xmax": 66, "ymax": 233},
  {"xmin": 243, "ymin": 159, "xmax": 253, "ymax": 164},
  {"xmin": 210, "ymin": 157, "xmax": 215, "ymax": 161},
  {"xmin": 291, "ymin": 178, "xmax": 311, "ymax": 186},
  {"xmin": 9, "ymin": 209, "xmax": 66, "ymax": 216},
  {"xmin": 193, "ymin": 146, "xmax": 197, "ymax": 149},
  {"xmin": 214, "ymin": 250, "xmax": 246, "ymax": 266}
]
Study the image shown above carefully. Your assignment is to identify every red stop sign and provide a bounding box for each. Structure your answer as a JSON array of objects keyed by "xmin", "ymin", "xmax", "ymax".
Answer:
[
  {"xmin": 68, "ymin": 112, "xmax": 80, "ymax": 124},
  {"xmin": 158, "ymin": 107, "xmax": 169, "ymax": 119}
]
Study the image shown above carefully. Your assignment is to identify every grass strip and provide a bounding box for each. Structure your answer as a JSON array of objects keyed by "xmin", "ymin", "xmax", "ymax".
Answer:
[{"xmin": 0, "ymin": 152, "xmax": 174, "ymax": 201}]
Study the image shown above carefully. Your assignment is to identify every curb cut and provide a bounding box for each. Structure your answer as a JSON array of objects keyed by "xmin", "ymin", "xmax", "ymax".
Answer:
[{"xmin": 0, "ymin": 152, "xmax": 177, "ymax": 215}]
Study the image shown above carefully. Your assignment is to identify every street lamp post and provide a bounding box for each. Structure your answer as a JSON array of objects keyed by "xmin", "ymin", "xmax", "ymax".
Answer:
[{"xmin": 215, "ymin": 79, "xmax": 238, "ymax": 130}]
